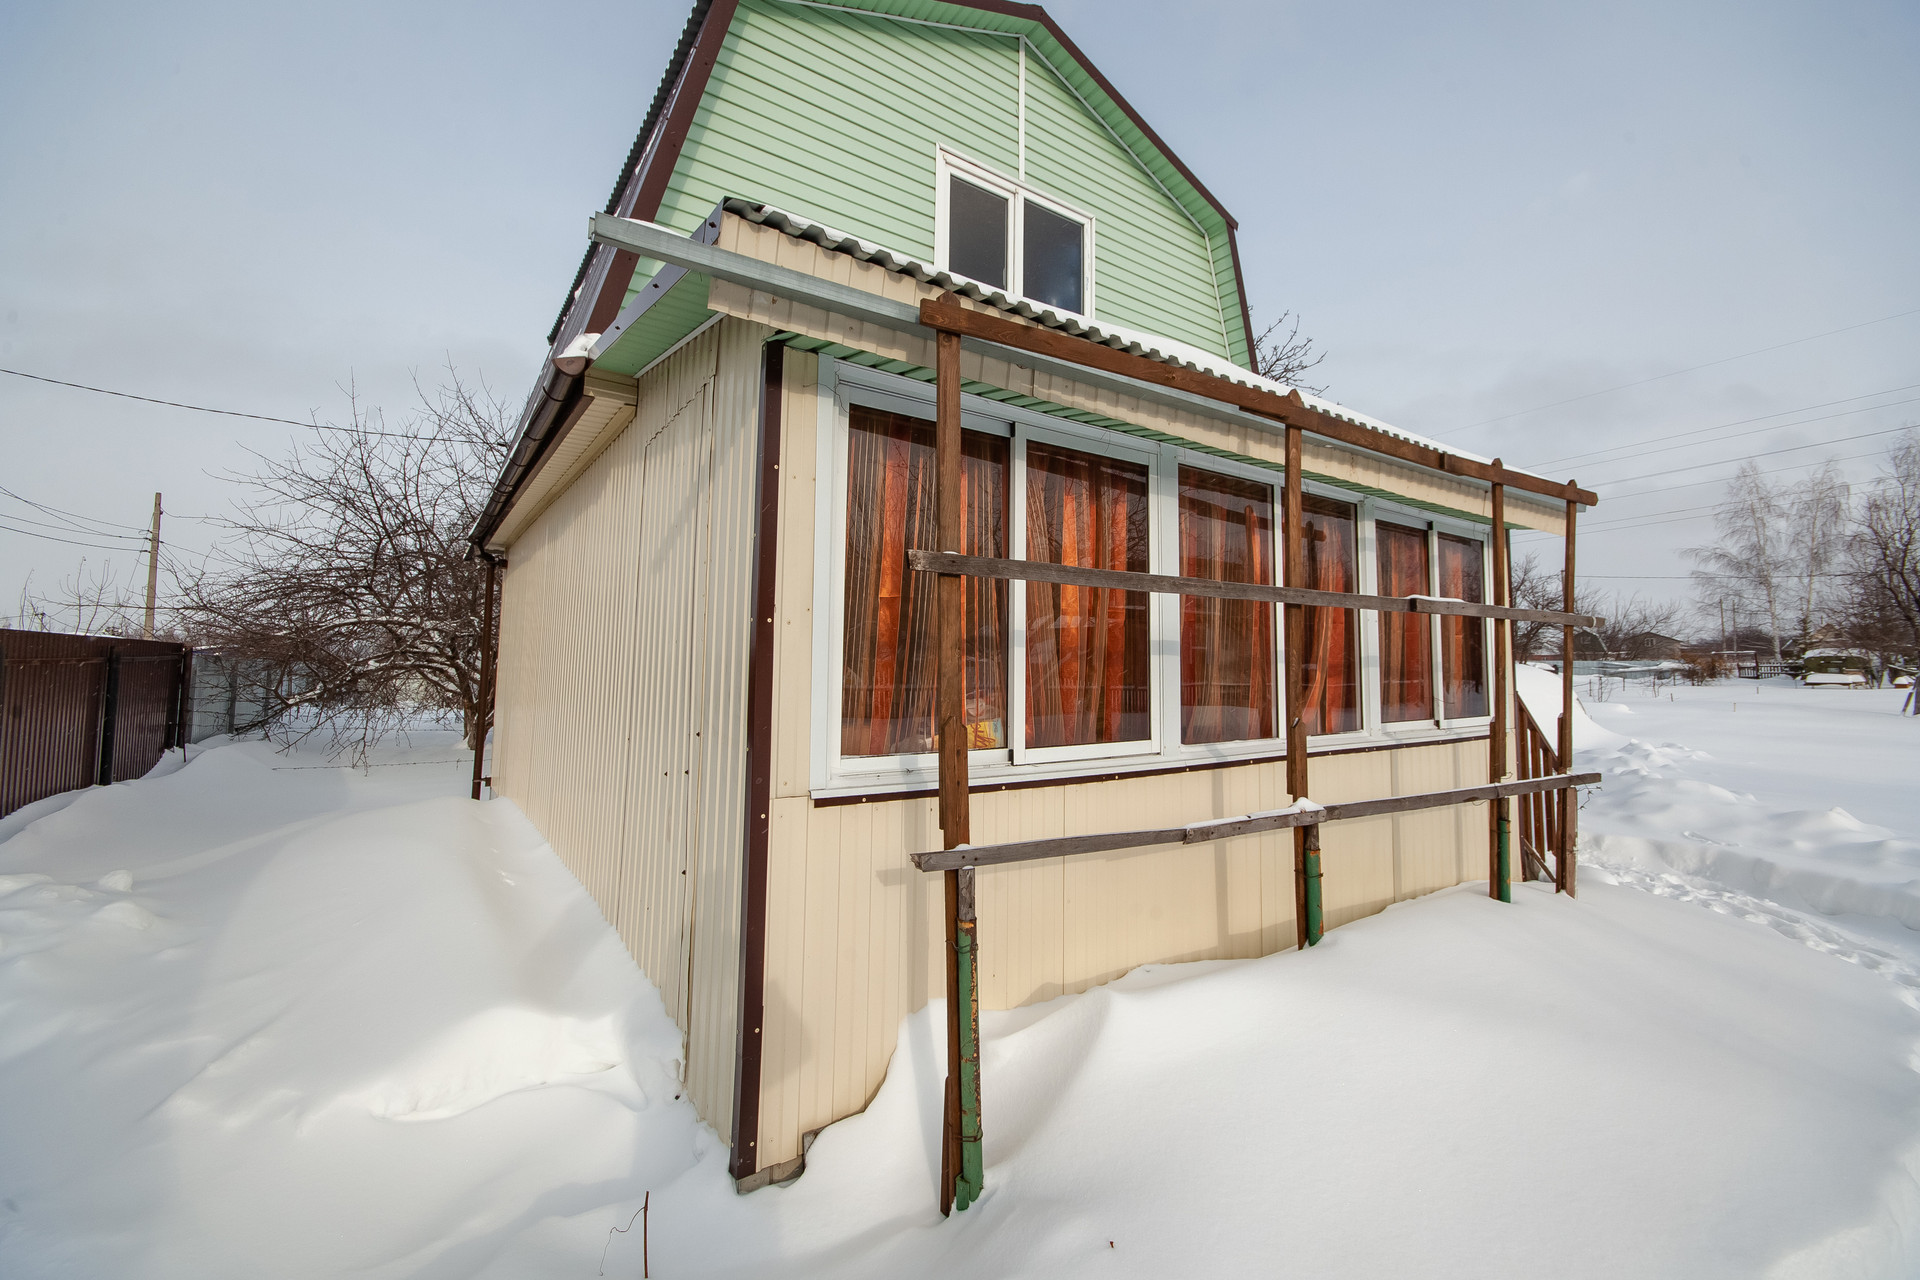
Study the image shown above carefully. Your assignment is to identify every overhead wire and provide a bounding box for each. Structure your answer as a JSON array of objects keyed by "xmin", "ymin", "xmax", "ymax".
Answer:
[
  {"xmin": 1430, "ymin": 303, "xmax": 1920, "ymax": 438},
  {"xmin": 0, "ymin": 367, "xmax": 438, "ymax": 441},
  {"xmin": 1519, "ymin": 382, "xmax": 1920, "ymax": 472}
]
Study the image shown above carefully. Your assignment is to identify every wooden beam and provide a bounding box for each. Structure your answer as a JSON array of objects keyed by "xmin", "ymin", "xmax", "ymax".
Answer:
[
  {"xmin": 932, "ymin": 330, "xmax": 982, "ymax": 1215},
  {"xmin": 904, "ymin": 551, "xmax": 1602, "ymax": 626},
  {"xmin": 1560, "ymin": 494, "xmax": 1580, "ymax": 898},
  {"xmin": 1284, "ymin": 424, "xmax": 1310, "ymax": 950},
  {"xmin": 911, "ymin": 773, "xmax": 1604, "ymax": 872},
  {"xmin": 918, "ymin": 296, "xmax": 1599, "ymax": 508},
  {"xmin": 1488, "ymin": 474, "xmax": 1511, "ymax": 901}
]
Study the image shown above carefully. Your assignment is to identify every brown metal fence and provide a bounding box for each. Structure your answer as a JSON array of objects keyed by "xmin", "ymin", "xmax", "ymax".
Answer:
[{"xmin": 0, "ymin": 629, "xmax": 191, "ymax": 819}]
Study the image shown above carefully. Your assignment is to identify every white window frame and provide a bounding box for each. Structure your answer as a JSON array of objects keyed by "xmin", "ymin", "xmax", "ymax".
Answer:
[
  {"xmin": 935, "ymin": 147, "xmax": 1096, "ymax": 320},
  {"xmin": 810, "ymin": 360, "xmax": 1493, "ymax": 798}
]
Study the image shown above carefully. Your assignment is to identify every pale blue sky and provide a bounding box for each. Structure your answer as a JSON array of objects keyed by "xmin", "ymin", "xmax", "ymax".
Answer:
[{"xmin": 3, "ymin": 0, "xmax": 1916, "ymax": 625}]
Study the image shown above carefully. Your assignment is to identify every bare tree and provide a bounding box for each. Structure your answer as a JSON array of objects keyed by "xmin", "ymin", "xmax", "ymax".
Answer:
[
  {"xmin": 1786, "ymin": 463, "xmax": 1849, "ymax": 642},
  {"xmin": 1847, "ymin": 431, "xmax": 1920, "ymax": 670},
  {"xmin": 1252, "ymin": 311, "xmax": 1328, "ymax": 396},
  {"xmin": 26, "ymin": 557, "xmax": 151, "ymax": 637},
  {"xmin": 175, "ymin": 369, "xmax": 511, "ymax": 756},
  {"xmin": 1689, "ymin": 461, "xmax": 1789, "ymax": 660},
  {"xmin": 1509, "ymin": 552, "xmax": 1606, "ymax": 660}
]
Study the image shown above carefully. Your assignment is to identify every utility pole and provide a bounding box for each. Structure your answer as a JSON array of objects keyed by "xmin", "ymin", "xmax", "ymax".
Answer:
[{"xmin": 144, "ymin": 492, "xmax": 162, "ymax": 639}]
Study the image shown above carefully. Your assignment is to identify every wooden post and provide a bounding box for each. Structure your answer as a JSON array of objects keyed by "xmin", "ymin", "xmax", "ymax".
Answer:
[
  {"xmin": 1559, "ymin": 492, "xmax": 1579, "ymax": 896},
  {"xmin": 1282, "ymin": 424, "xmax": 1313, "ymax": 948},
  {"xmin": 471, "ymin": 555, "xmax": 498, "ymax": 802},
  {"xmin": 1488, "ymin": 473, "xmax": 1511, "ymax": 902},
  {"xmin": 143, "ymin": 493, "xmax": 162, "ymax": 640},
  {"xmin": 933, "ymin": 329, "xmax": 981, "ymax": 1213}
]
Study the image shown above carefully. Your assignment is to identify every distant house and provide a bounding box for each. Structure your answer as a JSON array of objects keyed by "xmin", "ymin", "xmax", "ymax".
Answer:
[
  {"xmin": 1618, "ymin": 632, "xmax": 1687, "ymax": 661},
  {"xmin": 468, "ymin": 0, "xmax": 1593, "ymax": 1195}
]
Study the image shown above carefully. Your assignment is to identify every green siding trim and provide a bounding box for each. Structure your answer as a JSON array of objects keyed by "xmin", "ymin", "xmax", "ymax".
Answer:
[
  {"xmin": 592, "ymin": 272, "xmax": 718, "ymax": 376},
  {"xmin": 776, "ymin": 334, "xmax": 1497, "ymax": 527},
  {"xmin": 633, "ymin": 0, "xmax": 1250, "ymax": 366}
]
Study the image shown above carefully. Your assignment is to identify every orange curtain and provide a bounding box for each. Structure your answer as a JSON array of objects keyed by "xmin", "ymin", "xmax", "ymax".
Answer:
[
  {"xmin": 840, "ymin": 406, "xmax": 1007, "ymax": 756},
  {"xmin": 1437, "ymin": 533, "xmax": 1488, "ymax": 718},
  {"xmin": 1025, "ymin": 441, "xmax": 1150, "ymax": 748},
  {"xmin": 1299, "ymin": 495, "xmax": 1360, "ymax": 735},
  {"xmin": 1179, "ymin": 466, "xmax": 1275, "ymax": 743},
  {"xmin": 1376, "ymin": 521, "xmax": 1433, "ymax": 722}
]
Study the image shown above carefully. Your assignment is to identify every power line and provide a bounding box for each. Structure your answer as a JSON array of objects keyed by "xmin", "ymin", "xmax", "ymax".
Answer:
[
  {"xmin": 0, "ymin": 521, "xmax": 143, "ymax": 554},
  {"xmin": 0, "ymin": 509, "xmax": 148, "ymax": 543},
  {"xmin": 0, "ymin": 483, "xmax": 151, "ymax": 535},
  {"xmin": 1590, "ymin": 422, "xmax": 1915, "ymax": 489},
  {"xmin": 1564, "ymin": 395, "xmax": 1920, "ymax": 482},
  {"xmin": 1432, "ymin": 304, "xmax": 1920, "ymax": 437},
  {"xmin": 1521, "ymin": 381, "xmax": 1920, "ymax": 471},
  {"xmin": 0, "ymin": 367, "xmax": 433, "ymax": 440}
]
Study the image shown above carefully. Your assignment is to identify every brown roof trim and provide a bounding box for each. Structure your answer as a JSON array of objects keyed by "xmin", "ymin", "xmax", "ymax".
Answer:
[
  {"xmin": 955, "ymin": 1, "xmax": 1240, "ymax": 235},
  {"xmin": 1224, "ymin": 228, "xmax": 1260, "ymax": 369},
  {"xmin": 730, "ymin": 339, "xmax": 784, "ymax": 1183},
  {"xmin": 547, "ymin": 0, "xmax": 736, "ymax": 346}
]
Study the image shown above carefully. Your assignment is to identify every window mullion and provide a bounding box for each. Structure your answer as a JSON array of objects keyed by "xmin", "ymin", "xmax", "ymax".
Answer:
[{"xmin": 1009, "ymin": 428, "xmax": 1029, "ymax": 764}]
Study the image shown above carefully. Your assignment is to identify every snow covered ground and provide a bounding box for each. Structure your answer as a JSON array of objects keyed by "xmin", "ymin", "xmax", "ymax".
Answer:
[{"xmin": 2, "ymin": 682, "xmax": 1918, "ymax": 1278}]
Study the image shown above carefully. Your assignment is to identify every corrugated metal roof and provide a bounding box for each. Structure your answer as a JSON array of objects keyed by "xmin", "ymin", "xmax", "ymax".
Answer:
[{"xmin": 721, "ymin": 197, "xmax": 1494, "ymax": 467}]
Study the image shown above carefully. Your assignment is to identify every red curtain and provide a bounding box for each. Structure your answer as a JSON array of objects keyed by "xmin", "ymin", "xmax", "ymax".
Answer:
[
  {"xmin": 1437, "ymin": 533, "xmax": 1488, "ymax": 718},
  {"xmin": 1180, "ymin": 466, "xmax": 1275, "ymax": 743},
  {"xmin": 840, "ymin": 406, "xmax": 1007, "ymax": 757},
  {"xmin": 1300, "ymin": 495, "xmax": 1360, "ymax": 735},
  {"xmin": 1025, "ymin": 441, "xmax": 1150, "ymax": 748},
  {"xmin": 1376, "ymin": 521, "xmax": 1434, "ymax": 722}
]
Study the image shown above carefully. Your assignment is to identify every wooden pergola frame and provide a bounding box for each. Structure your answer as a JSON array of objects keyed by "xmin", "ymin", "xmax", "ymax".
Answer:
[{"xmin": 918, "ymin": 296, "xmax": 1594, "ymax": 1216}]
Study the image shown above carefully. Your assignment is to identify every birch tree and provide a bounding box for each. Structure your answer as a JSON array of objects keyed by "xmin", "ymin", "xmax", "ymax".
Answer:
[
  {"xmin": 1689, "ymin": 461, "xmax": 1789, "ymax": 660},
  {"xmin": 1787, "ymin": 463, "xmax": 1849, "ymax": 640}
]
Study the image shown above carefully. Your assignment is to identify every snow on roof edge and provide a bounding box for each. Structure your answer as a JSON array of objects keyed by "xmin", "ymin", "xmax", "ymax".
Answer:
[{"xmin": 721, "ymin": 197, "xmax": 1508, "ymax": 477}]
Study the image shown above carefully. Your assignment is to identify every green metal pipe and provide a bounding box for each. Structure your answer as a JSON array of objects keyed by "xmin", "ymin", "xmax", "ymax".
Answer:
[
  {"xmin": 1304, "ymin": 824, "xmax": 1324, "ymax": 946},
  {"xmin": 954, "ymin": 920, "xmax": 984, "ymax": 1210},
  {"xmin": 1496, "ymin": 801, "xmax": 1513, "ymax": 904}
]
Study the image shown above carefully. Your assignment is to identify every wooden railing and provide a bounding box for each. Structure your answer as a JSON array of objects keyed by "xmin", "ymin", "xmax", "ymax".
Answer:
[{"xmin": 1515, "ymin": 700, "xmax": 1563, "ymax": 886}]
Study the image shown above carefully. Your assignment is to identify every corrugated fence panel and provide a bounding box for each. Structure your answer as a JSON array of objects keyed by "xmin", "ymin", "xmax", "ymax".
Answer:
[
  {"xmin": 492, "ymin": 319, "xmax": 768, "ymax": 1142},
  {"xmin": 0, "ymin": 631, "xmax": 186, "ymax": 818}
]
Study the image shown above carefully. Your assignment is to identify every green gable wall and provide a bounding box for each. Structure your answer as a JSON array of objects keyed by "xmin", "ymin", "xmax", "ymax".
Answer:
[{"xmin": 624, "ymin": 0, "xmax": 1249, "ymax": 366}]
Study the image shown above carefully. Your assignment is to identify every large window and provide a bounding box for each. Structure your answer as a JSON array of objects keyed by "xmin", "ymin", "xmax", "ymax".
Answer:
[
  {"xmin": 1300, "ymin": 495, "xmax": 1361, "ymax": 735},
  {"xmin": 941, "ymin": 154, "xmax": 1092, "ymax": 317},
  {"xmin": 1376, "ymin": 522, "xmax": 1434, "ymax": 723},
  {"xmin": 1025, "ymin": 442, "xmax": 1151, "ymax": 747},
  {"xmin": 1179, "ymin": 467, "xmax": 1275, "ymax": 744},
  {"xmin": 840, "ymin": 405, "xmax": 1008, "ymax": 757},
  {"xmin": 824, "ymin": 366, "xmax": 1495, "ymax": 791},
  {"xmin": 1437, "ymin": 533, "xmax": 1489, "ymax": 719}
]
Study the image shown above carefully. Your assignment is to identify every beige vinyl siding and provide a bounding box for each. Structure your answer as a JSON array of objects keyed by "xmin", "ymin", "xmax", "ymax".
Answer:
[
  {"xmin": 750, "ymin": 341, "xmax": 1513, "ymax": 1170},
  {"xmin": 493, "ymin": 317, "xmax": 772, "ymax": 1136}
]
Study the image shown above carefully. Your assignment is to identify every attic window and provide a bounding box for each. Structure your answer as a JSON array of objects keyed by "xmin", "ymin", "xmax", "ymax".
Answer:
[{"xmin": 939, "ymin": 152, "xmax": 1093, "ymax": 317}]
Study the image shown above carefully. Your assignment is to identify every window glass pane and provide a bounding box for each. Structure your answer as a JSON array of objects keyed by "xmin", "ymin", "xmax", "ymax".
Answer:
[
  {"xmin": 1376, "ymin": 522, "xmax": 1434, "ymax": 722},
  {"xmin": 1025, "ymin": 441, "xmax": 1150, "ymax": 748},
  {"xmin": 1179, "ymin": 466, "xmax": 1274, "ymax": 744},
  {"xmin": 1437, "ymin": 533, "xmax": 1489, "ymax": 719},
  {"xmin": 1022, "ymin": 199, "xmax": 1083, "ymax": 313},
  {"xmin": 1298, "ymin": 494, "xmax": 1360, "ymax": 734},
  {"xmin": 841, "ymin": 405, "xmax": 1008, "ymax": 756},
  {"xmin": 948, "ymin": 177, "xmax": 1008, "ymax": 290}
]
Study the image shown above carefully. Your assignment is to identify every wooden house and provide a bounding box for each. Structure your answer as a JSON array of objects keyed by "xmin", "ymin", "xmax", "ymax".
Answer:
[{"xmin": 468, "ymin": 0, "xmax": 1597, "ymax": 1202}]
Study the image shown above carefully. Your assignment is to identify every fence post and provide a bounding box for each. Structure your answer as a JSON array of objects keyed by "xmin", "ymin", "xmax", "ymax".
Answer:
[{"xmin": 96, "ymin": 647, "xmax": 120, "ymax": 785}]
